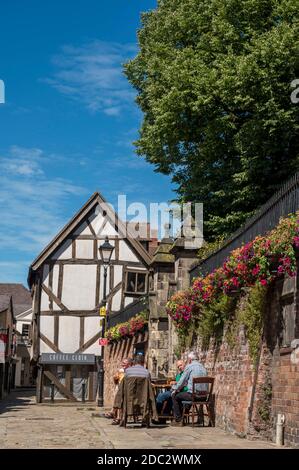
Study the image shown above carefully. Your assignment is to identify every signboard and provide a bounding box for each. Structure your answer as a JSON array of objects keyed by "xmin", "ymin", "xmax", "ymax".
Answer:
[
  {"xmin": 99, "ymin": 306, "xmax": 106, "ymax": 317},
  {"xmin": 40, "ymin": 353, "xmax": 95, "ymax": 365},
  {"xmin": 0, "ymin": 333, "xmax": 8, "ymax": 364}
]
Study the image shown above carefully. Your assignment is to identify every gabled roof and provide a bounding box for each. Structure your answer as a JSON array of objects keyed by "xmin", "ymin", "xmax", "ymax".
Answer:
[
  {"xmin": 0, "ymin": 294, "xmax": 12, "ymax": 313},
  {"xmin": 15, "ymin": 307, "xmax": 32, "ymax": 320},
  {"xmin": 0, "ymin": 284, "xmax": 31, "ymax": 315},
  {"xmin": 28, "ymin": 191, "xmax": 152, "ymax": 285}
]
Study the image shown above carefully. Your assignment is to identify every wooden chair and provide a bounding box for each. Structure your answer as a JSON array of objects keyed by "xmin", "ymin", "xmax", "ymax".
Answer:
[
  {"xmin": 121, "ymin": 376, "xmax": 158, "ymax": 428},
  {"xmin": 181, "ymin": 377, "xmax": 215, "ymax": 427}
]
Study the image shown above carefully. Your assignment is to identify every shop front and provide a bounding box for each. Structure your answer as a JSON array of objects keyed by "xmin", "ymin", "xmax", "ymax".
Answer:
[{"xmin": 38, "ymin": 353, "xmax": 98, "ymax": 402}]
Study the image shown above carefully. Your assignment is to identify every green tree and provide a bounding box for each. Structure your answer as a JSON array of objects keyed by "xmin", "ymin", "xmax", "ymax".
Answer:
[{"xmin": 125, "ymin": 0, "xmax": 299, "ymax": 240}]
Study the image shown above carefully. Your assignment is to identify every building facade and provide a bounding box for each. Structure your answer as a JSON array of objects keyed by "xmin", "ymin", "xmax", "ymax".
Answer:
[
  {"xmin": 28, "ymin": 192, "xmax": 154, "ymax": 402},
  {"xmin": 0, "ymin": 294, "xmax": 16, "ymax": 399},
  {"xmin": 0, "ymin": 284, "xmax": 33, "ymax": 388}
]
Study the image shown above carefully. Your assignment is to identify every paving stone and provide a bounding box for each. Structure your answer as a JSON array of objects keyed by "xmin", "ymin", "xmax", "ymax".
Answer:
[{"xmin": 0, "ymin": 390, "xmax": 278, "ymax": 449}]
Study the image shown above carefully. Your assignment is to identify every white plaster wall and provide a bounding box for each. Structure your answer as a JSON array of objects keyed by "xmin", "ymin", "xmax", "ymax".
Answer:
[
  {"xmin": 112, "ymin": 290, "xmax": 121, "ymax": 311},
  {"xmin": 119, "ymin": 240, "xmax": 139, "ymax": 262},
  {"xmin": 52, "ymin": 264, "xmax": 59, "ymax": 296},
  {"xmin": 42, "ymin": 264, "xmax": 49, "ymax": 286},
  {"xmin": 73, "ymin": 221, "xmax": 92, "ymax": 236},
  {"xmin": 90, "ymin": 210, "xmax": 105, "ymax": 235},
  {"xmin": 58, "ymin": 316, "xmax": 80, "ymax": 352},
  {"xmin": 84, "ymin": 317, "xmax": 100, "ymax": 344},
  {"xmin": 40, "ymin": 316, "xmax": 54, "ymax": 342},
  {"xmin": 124, "ymin": 296, "xmax": 134, "ymax": 307},
  {"xmin": 40, "ymin": 290, "xmax": 51, "ymax": 311},
  {"xmin": 40, "ymin": 341, "xmax": 56, "ymax": 353},
  {"xmin": 61, "ymin": 264, "xmax": 97, "ymax": 310},
  {"xmin": 76, "ymin": 239, "xmax": 94, "ymax": 259},
  {"xmin": 52, "ymin": 239, "xmax": 72, "ymax": 259},
  {"xmin": 84, "ymin": 341, "xmax": 102, "ymax": 356},
  {"xmin": 84, "ymin": 316, "xmax": 102, "ymax": 355},
  {"xmin": 114, "ymin": 265, "xmax": 123, "ymax": 286},
  {"xmin": 52, "ymin": 300, "xmax": 61, "ymax": 311},
  {"xmin": 101, "ymin": 220, "xmax": 118, "ymax": 237}
]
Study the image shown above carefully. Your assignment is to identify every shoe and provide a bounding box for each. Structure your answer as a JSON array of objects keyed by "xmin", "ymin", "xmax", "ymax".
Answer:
[
  {"xmin": 111, "ymin": 419, "xmax": 121, "ymax": 425},
  {"xmin": 171, "ymin": 419, "xmax": 183, "ymax": 426}
]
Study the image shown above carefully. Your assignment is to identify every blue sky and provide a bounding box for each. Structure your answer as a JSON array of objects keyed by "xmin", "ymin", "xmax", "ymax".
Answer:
[{"xmin": 0, "ymin": 0, "xmax": 176, "ymax": 284}]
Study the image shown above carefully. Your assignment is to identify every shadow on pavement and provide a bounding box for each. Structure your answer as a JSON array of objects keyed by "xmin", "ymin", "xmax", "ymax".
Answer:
[{"xmin": 0, "ymin": 389, "xmax": 35, "ymax": 415}]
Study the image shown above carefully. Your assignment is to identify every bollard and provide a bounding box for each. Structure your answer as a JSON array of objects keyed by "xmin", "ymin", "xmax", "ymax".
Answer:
[
  {"xmin": 276, "ymin": 413, "xmax": 285, "ymax": 446},
  {"xmin": 51, "ymin": 382, "xmax": 55, "ymax": 402},
  {"xmin": 82, "ymin": 382, "xmax": 86, "ymax": 402}
]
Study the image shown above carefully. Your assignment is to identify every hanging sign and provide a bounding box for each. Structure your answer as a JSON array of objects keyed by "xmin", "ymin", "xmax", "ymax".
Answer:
[
  {"xmin": 40, "ymin": 353, "xmax": 95, "ymax": 364},
  {"xmin": 99, "ymin": 306, "xmax": 106, "ymax": 317}
]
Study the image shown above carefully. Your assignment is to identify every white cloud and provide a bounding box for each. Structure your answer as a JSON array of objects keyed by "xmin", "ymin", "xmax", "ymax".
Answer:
[
  {"xmin": 0, "ymin": 145, "xmax": 44, "ymax": 177},
  {"xmin": 0, "ymin": 146, "xmax": 87, "ymax": 261},
  {"xmin": 109, "ymin": 155, "xmax": 147, "ymax": 170},
  {"xmin": 0, "ymin": 261, "xmax": 31, "ymax": 284},
  {"xmin": 44, "ymin": 41, "xmax": 136, "ymax": 115}
]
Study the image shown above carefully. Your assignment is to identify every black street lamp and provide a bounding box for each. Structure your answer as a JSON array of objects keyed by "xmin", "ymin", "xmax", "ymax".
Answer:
[{"xmin": 97, "ymin": 236, "xmax": 114, "ymax": 407}]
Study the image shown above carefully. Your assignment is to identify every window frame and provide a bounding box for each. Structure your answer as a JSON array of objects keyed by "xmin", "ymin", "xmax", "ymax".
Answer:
[
  {"xmin": 124, "ymin": 269, "xmax": 148, "ymax": 297},
  {"xmin": 21, "ymin": 323, "xmax": 30, "ymax": 338}
]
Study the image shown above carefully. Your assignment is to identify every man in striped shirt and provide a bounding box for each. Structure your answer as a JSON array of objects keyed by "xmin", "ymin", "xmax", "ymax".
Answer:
[{"xmin": 125, "ymin": 354, "xmax": 150, "ymax": 378}]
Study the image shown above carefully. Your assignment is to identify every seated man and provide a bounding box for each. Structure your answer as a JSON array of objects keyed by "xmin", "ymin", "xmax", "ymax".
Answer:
[
  {"xmin": 122, "ymin": 355, "xmax": 157, "ymax": 426},
  {"xmin": 156, "ymin": 359, "xmax": 186, "ymax": 416},
  {"xmin": 125, "ymin": 354, "xmax": 150, "ymax": 378},
  {"xmin": 108, "ymin": 357, "xmax": 133, "ymax": 425},
  {"xmin": 171, "ymin": 351, "xmax": 208, "ymax": 425}
]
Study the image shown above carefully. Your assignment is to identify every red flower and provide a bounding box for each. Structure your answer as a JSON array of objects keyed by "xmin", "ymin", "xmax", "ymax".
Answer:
[{"xmin": 99, "ymin": 338, "xmax": 108, "ymax": 346}]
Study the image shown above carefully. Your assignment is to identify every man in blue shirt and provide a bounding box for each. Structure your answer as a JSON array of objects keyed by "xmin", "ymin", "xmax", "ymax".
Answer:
[{"xmin": 171, "ymin": 351, "xmax": 208, "ymax": 424}]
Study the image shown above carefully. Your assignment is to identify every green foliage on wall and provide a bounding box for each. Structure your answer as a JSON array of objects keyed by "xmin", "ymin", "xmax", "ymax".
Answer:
[
  {"xmin": 199, "ymin": 294, "xmax": 237, "ymax": 348},
  {"xmin": 239, "ymin": 284, "xmax": 267, "ymax": 363}
]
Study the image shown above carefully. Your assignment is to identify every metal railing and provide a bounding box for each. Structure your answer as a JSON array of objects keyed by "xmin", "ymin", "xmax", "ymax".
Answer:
[{"xmin": 190, "ymin": 172, "xmax": 299, "ymax": 279}]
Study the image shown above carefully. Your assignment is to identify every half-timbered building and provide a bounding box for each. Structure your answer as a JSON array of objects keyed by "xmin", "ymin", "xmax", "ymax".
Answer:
[
  {"xmin": 0, "ymin": 284, "xmax": 33, "ymax": 388},
  {"xmin": 28, "ymin": 192, "xmax": 155, "ymax": 402}
]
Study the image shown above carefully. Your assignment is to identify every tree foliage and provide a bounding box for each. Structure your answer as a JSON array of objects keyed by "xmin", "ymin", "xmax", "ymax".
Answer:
[{"xmin": 125, "ymin": 0, "xmax": 299, "ymax": 240}]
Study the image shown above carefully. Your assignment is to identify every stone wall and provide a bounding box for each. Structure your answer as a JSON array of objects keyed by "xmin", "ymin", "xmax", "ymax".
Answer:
[
  {"xmin": 148, "ymin": 265, "xmax": 175, "ymax": 379},
  {"xmin": 103, "ymin": 331, "xmax": 148, "ymax": 407}
]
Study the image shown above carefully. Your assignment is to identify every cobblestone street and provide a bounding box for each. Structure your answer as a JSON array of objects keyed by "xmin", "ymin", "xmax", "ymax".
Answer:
[{"xmin": 0, "ymin": 390, "xmax": 277, "ymax": 449}]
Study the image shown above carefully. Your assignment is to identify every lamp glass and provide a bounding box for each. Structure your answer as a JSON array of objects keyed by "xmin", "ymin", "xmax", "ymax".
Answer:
[{"xmin": 99, "ymin": 236, "xmax": 114, "ymax": 265}]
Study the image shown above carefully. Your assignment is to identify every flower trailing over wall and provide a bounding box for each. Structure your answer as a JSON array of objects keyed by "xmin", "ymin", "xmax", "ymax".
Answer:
[
  {"xmin": 167, "ymin": 212, "xmax": 299, "ymax": 347},
  {"xmin": 166, "ymin": 290, "xmax": 194, "ymax": 336},
  {"xmin": 104, "ymin": 311, "xmax": 148, "ymax": 344}
]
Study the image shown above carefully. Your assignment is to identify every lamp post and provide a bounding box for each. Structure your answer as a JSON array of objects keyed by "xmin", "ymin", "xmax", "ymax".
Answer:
[{"xmin": 98, "ymin": 236, "xmax": 114, "ymax": 407}]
